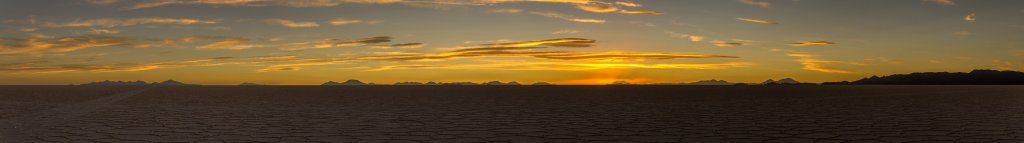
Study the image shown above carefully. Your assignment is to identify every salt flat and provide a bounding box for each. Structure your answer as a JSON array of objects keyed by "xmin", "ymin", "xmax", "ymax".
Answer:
[{"xmin": 1, "ymin": 85, "xmax": 1023, "ymax": 143}]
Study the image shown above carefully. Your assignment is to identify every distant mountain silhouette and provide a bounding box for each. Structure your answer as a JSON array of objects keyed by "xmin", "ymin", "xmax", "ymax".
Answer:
[
  {"xmin": 81, "ymin": 80, "xmax": 196, "ymax": 86},
  {"xmin": 531, "ymin": 82, "xmax": 554, "ymax": 85},
  {"xmin": 155, "ymin": 80, "xmax": 192, "ymax": 86},
  {"xmin": 687, "ymin": 79, "xmax": 734, "ymax": 85},
  {"xmin": 609, "ymin": 81, "xmax": 633, "ymax": 85},
  {"xmin": 762, "ymin": 78, "xmax": 810, "ymax": 85},
  {"xmin": 442, "ymin": 82, "xmax": 479, "ymax": 85},
  {"xmin": 394, "ymin": 82, "xmax": 424, "ymax": 85},
  {"xmin": 824, "ymin": 69, "xmax": 1024, "ymax": 85},
  {"xmin": 322, "ymin": 79, "xmax": 368, "ymax": 86},
  {"xmin": 80, "ymin": 80, "xmax": 150, "ymax": 86},
  {"xmin": 239, "ymin": 82, "xmax": 263, "ymax": 86}
]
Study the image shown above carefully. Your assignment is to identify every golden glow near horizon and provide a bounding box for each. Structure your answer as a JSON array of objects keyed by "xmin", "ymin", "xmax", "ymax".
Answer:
[{"xmin": 1, "ymin": 0, "xmax": 1023, "ymax": 85}]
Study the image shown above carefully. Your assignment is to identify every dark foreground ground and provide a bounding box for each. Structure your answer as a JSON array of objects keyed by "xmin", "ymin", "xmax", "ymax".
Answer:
[{"xmin": 1, "ymin": 85, "xmax": 1023, "ymax": 143}]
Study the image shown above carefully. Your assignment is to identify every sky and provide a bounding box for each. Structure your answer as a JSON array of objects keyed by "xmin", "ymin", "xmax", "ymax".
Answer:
[{"xmin": 1, "ymin": 0, "xmax": 1023, "ymax": 85}]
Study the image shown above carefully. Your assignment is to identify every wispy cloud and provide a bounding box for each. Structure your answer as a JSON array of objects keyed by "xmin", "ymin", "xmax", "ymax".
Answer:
[
  {"xmin": 788, "ymin": 41, "xmax": 836, "ymax": 47},
  {"xmin": 46, "ymin": 17, "xmax": 216, "ymax": 28},
  {"xmin": 551, "ymin": 29, "xmax": 588, "ymax": 34},
  {"xmin": 615, "ymin": 1, "xmax": 641, "ymax": 7},
  {"xmin": 787, "ymin": 53, "xmax": 856, "ymax": 73},
  {"xmin": 489, "ymin": 8, "xmax": 524, "ymax": 14},
  {"xmin": 94, "ymin": 0, "xmax": 641, "ymax": 11},
  {"xmin": 362, "ymin": 38, "xmax": 736, "ymax": 62},
  {"xmin": 329, "ymin": 18, "xmax": 378, "ymax": 26},
  {"xmin": 738, "ymin": 0, "xmax": 770, "ymax": 7},
  {"xmin": 0, "ymin": 36, "xmax": 131, "ymax": 55},
  {"xmin": 736, "ymin": 18, "xmax": 777, "ymax": 24},
  {"xmin": 484, "ymin": 38, "xmax": 595, "ymax": 47},
  {"xmin": 575, "ymin": 2, "xmax": 619, "ymax": 13},
  {"xmin": 530, "ymin": 12, "xmax": 606, "ymax": 24},
  {"xmin": 664, "ymin": 31, "xmax": 704, "ymax": 42},
  {"xmin": 265, "ymin": 19, "xmax": 319, "ymax": 28},
  {"xmin": 924, "ymin": 0, "xmax": 955, "ymax": 6},
  {"xmin": 712, "ymin": 40, "xmax": 743, "ymax": 47},
  {"xmin": 964, "ymin": 13, "xmax": 976, "ymax": 23},
  {"xmin": 86, "ymin": 28, "xmax": 121, "ymax": 34},
  {"xmin": 369, "ymin": 62, "xmax": 751, "ymax": 71},
  {"xmin": 619, "ymin": 10, "xmax": 663, "ymax": 15},
  {"xmin": 368, "ymin": 43, "xmax": 425, "ymax": 49},
  {"xmin": 0, "ymin": 57, "xmax": 242, "ymax": 73},
  {"xmin": 196, "ymin": 38, "xmax": 264, "ymax": 50},
  {"xmin": 280, "ymin": 36, "xmax": 412, "ymax": 51}
]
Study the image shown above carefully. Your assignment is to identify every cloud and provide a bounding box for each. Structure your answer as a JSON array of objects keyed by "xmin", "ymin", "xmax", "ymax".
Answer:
[
  {"xmin": 0, "ymin": 36, "xmax": 131, "ymax": 55},
  {"xmin": 786, "ymin": 53, "xmax": 855, "ymax": 73},
  {"xmin": 196, "ymin": 38, "xmax": 264, "ymax": 50},
  {"xmin": 689, "ymin": 36, "xmax": 705, "ymax": 42},
  {"xmin": 738, "ymin": 0, "xmax": 770, "ymax": 7},
  {"xmin": 280, "ymin": 36, "xmax": 404, "ymax": 50},
  {"xmin": 788, "ymin": 41, "xmax": 836, "ymax": 46},
  {"xmin": 530, "ymin": 12, "xmax": 606, "ymax": 24},
  {"xmin": 575, "ymin": 2, "xmax": 618, "ymax": 13},
  {"xmin": 924, "ymin": 0, "xmax": 955, "ymax": 6},
  {"xmin": 329, "ymin": 36, "xmax": 394, "ymax": 48},
  {"xmin": 369, "ymin": 62, "xmax": 751, "ymax": 71},
  {"xmin": 736, "ymin": 18, "xmax": 777, "ymax": 24},
  {"xmin": 368, "ymin": 43, "xmax": 425, "ymax": 49},
  {"xmin": 712, "ymin": 40, "xmax": 743, "ymax": 47},
  {"xmin": 664, "ymin": 31, "xmax": 703, "ymax": 42},
  {"xmin": 362, "ymin": 38, "xmax": 737, "ymax": 62},
  {"xmin": 98, "ymin": 0, "xmax": 623, "ymax": 10},
  {"xmin": 0, "ymin": 56, "xmax": 243, "ymax": 73},
  {"xmin": 329, "ymin": 18, "xmax": 377, "ymax": 25},
  {"xmin": 87, "ymin": 29, "xmax": 121, "ymax": 34},
  {"xmin": 84, "ymin": 0, "xmax": 119, "ymax": 5},
  {"xmin": 265, "ymin": 19, "xmax": 320, "ymax": 28},
  {"xmin": 483, "ymin": 38, "xmax": 595, "ymax": 47},
  {"xmin": 551, "ymin": 29, "xmax": 587, "ymax": 34},
  {"xmin": 47, "ymin": 17, "xmax": 216, "ymax": 28},
  {"xmin": 533, "ymin": 52, "xmax": 738, "ymax": 61},
  {"xmin": 964, "ymin": 13, "xmax": 975, "ymax": 22},
  {"xmin": 251, "ymin": 55, "xmax": 358, "ymax": 72},
  {"xmin": 619, "ymin": 10, "xmax": 663, "ymax": 15},
  {"xmin": 489, "ymin": 8, "xmax": 524, "ymax": 13},
  {"xmin": 615, "ymin": 1, "xmax": 641, "ymax": 7}
]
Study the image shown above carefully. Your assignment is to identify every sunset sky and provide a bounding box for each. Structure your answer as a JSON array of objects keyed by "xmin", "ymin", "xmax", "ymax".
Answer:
[{"xmin": 1, "ymin": 0, "xmax": 1023, "ymax": 85}]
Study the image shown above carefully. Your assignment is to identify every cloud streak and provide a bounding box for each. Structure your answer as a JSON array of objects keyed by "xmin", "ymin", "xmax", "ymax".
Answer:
[
  {"xmin": 787, "ymin": 53, "xmax": 855, "ymax": 73},
  {"xmin": 369, "ymin": 62, "xmax": 751, "ymax": 71},
  {"xmin": 788, "ymin": 41, "xmax": 836, "ymax": 47},
  {"xmin": 736, "ymin": 18, "xmax": 777, "ymax": 24},
  {"xmin": 47, "ymin": 17, "xmax": 216, "ymax": 28},
  {"xmin": 0, "ymin": 36, "xmax": 131, "ymax": 55},
  {"xmin": 925, "ymin": 0, "xmax": 955, "ymax": 6},
  {"xmin": 530, "ymin": 12, "xmax": 606, "ymax": 24},
  {"xmin": 619, "ymin": 10, "xmax": 663, "ymax": 15},
  {"xmin": 738, "ymin": 0, "xmax": 770, "ymax": 7},
  {"xmin": 265, "ymin": 19, "xmax": 320, "ymax": 28}
]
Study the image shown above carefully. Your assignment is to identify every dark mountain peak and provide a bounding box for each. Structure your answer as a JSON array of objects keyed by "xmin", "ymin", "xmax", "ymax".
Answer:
[
  {"xmin": 688, "ymin": 79, "xmax": 733, "ymax": 85},
  {"xmin": 323, "ymin": 80, "xmax": 367, "ymax": 86},
  {"xmin": 153, "ymin": 80, "xmax": 193, "ymax": 86},
  {"xmin": 484, "ymin": 81, "xmax": 506, "ymax": 85},
  {"xmin": 341, "ymin": 79, "xmax": 366, "ymax": 85},
  {"xmin": 531, "ymin": 82, "xmax": 553, "ymax": 85},
  {"xmin": 80, "ymin": 80, "xmax": 150, "ymax": 86},
  {"xmin": 762, "ymin": 78, "xmax": 802, "ymax": 85},
  {"xmin": 824, "ymin": 69, "xmax": 1024, "ymax": 85}
]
